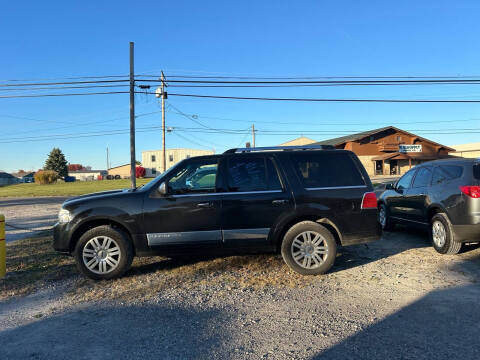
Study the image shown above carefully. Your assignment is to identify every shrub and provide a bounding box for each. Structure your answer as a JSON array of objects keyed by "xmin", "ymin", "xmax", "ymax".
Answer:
[
  {"xmin": 34, "ymin": 170, "xmax": 58, "ymax": 184},
  {"xmin": 135, "ymin": 166, "xmax": 146, "ymax": 178}
]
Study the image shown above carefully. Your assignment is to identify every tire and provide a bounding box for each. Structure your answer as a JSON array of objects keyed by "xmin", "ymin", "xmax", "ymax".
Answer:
[
  {"xmin": 281, "ymin": 221, "xmax": 337, "ymax": 275},
  {"xmin": 74, "ymin": 225, "xmax": 134, "ymax": 280},
  {"xmin": 378, "ymin": 203, "xmax": 395, "ymax": 231},
  {"xmin": 430, "ymin": 213, "xmax": 462, "ymax": 255}
]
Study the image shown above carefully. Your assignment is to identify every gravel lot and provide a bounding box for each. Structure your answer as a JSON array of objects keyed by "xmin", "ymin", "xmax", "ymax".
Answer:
[
  {"xmin": 0, "ymin": 197, "xmax": 66, "ymax": 241},
  {"xmin": 1, "ymin": 227, "xmax": 479, "ymax": 360}
]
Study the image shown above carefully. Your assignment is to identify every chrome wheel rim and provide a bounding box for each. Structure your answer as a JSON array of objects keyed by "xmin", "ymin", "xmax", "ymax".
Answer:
[
  {"xmin": 432, "ymin": 221, "xmax": 446, "ymax": 248},
  {"xmin": 82, "ymin": 236, "xmax": 121, "ymax": 275},
  {"xmin": 379, "ymin": 206, "xmax": 386, "ymax": 227},
  {"xmin": 291, "ymin": 231, "xmax": 328, "ymax": 269}
]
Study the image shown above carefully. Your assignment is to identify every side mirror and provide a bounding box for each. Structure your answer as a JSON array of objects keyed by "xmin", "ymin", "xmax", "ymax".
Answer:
[
  {"xmin": 385, "ymin": 183, "xmax": 394, "ymax": 190},
  {"xmin": 158, "ymin": 182, "xmax": 167, "ymax": 196}
]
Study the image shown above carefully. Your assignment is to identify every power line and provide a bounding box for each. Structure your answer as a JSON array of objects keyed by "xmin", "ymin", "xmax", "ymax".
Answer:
[
  {"xmin": 0, "ymin": 79, "xmax": 129, "ymax": 88},
  {"xmin": 0, "ymin": 91, "xmax": 129, "ymax": 99},
  {"xmin": 135, "ymin": 78, "xmax": 480, "ymax": 85},
  {"xmin": 140, "ymin": 91, "xmax": 480, "ymax": 103},
  {"xmin": 0, "ymin": 84, "xmax": 130, "ymax": 91}
]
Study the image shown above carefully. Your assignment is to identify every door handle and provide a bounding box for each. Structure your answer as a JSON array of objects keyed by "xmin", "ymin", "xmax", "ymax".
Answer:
[
  {"xmin": 272, "ymin": 199, "xmax": 289, "ymax": 205},
  {"xmin": 197, "ymin": 202, "xmax": 213, "ymax": 208}
]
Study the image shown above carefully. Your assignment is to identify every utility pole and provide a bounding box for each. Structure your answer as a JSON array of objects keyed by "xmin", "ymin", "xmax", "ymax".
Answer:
[
  {"xmin": 252, "ymin": 124, "xmax": 256, "ymax": 148},
  {"xmin": 161, "ymin": 72, "xmax": 166, "ymax": 173},
  {"xmin": 106, "ymin": 146, "xmax": 110, "ymax": 170},
  {"xmin": 129, "ymin": 41, "xmax": 136, "ymax": 188}
]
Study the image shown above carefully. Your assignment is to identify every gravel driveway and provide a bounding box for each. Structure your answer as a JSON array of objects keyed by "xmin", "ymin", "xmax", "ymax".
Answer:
[
  {"xmin": 1, "ymin": 228, "xmax": 479, "ymax": 359},
  {"xmin": 0, "ymin": 197, "xmax": 67, "ymax": 241}
]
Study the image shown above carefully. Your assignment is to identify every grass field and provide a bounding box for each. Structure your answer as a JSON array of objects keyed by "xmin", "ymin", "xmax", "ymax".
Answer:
[{"xmin": 0, "ymin": 178, "xmax": 152, "ymax": 197}]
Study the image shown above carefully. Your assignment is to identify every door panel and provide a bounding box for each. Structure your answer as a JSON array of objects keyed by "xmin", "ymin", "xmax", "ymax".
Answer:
[
  {"xmin": 220, "ymin": 155, "xmax": 293, "ymax": 247},
  {"xmin": 388, "ymin": 168, "xmax": 416, "ymax": 219},
  {"xmin": 143, "ymin": 158, "xmax": 223, "ymax": 247}
]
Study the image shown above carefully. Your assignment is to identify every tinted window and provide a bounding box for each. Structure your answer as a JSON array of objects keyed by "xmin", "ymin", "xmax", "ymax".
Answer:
[
  {"xmin": 168, "ymin": 159, "xmax": 218, "ymax": 194},
  {"xmin": 473, "ymin": 164, "xmax": 480, "ymax": 180},
  {"xmin": 228, "ymin": 157, "xmax": 281, "ymax": 192},
  {"xmin": 396, "ymin": 170, "xmax": 416, "ymax": 190},
  {"xmin": 432, "ymin": 165, "xmax": 463, "ymax": 185},
  {"xmin": 412, "ymin": 167, "xmax": 432, "ymax": 188},
  {"xmin": 291, "ymin": 152, "xmax": 364, "ymax": 188}
]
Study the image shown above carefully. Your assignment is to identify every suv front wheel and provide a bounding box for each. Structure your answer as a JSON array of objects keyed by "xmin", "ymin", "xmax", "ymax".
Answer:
[
  {"xmin": 281, "ymin": 221, "xmax": 337, "ymax": 275},
  {"xmin": 74, "ymin": 225, "xmax": 134, "ymax": 280}
]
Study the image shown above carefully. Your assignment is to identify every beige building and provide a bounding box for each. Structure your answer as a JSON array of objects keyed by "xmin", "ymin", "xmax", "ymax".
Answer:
[
  {"xmin": 142, "ymin": 148, "xmax": 215, "ymax": 177},
  {"xmin": 449, "ymin": 142, "xmax": 480, "ymax": 159},
  {"xmin": 279, "ymin": 136, "xmax": 317, "ymax": 146},
  {"xmin": 108, "ymin": 164, "xmax": 131, "ymax": 179}
]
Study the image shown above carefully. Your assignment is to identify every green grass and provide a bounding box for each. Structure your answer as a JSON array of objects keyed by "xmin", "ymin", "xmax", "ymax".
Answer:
[{"xmin": 0, "ymin": 178, "xmax": 152, "ymax": 197}]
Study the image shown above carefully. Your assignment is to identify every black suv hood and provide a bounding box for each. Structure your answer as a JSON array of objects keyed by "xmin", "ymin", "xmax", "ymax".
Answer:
[{"xmin": 64, "ymin": 189, "xmax": 133, "ymax": 205}]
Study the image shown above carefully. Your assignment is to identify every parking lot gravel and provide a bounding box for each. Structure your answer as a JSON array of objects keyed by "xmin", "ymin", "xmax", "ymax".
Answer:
[
  {"xmin": 1, "ymin": 227, "xmax": 479, "ymax": 359},
  {"xmin": 0, "ymin": 197, "xmax": 66, "ymax": 241}
]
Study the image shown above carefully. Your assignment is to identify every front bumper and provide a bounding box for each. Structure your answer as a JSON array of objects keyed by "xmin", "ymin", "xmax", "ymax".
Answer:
[{"xmin": 53, "ymin": 222, "xmax": 73, "ymax": 253}]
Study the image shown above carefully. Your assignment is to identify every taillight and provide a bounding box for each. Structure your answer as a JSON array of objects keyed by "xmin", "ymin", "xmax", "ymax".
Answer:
[
  {"xmin": 361, "ymin": 192, "xmax": 378, "ymax": 209},
  {"xmin": 460, "ymin": 186, "xmax": 480, "ymax": 198}
]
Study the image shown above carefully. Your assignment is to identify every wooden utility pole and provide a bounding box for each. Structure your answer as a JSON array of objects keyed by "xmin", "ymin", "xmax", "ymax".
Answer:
[
  {"xmin": 106, "ymin": 146, "xmax": 110, "ymax": 170},
  {"xmin": 252, "ymin": 124, "xmax": 256, "ymax": 148},
  {"xmin": 129, "ymin": 42, "xmax": 136, "ymax": 188},
  {"xmin": 161, "ymin": 72, "xmax": 166, "ymax": 173}
]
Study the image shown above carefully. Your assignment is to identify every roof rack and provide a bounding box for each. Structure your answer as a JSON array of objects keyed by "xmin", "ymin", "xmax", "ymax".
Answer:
[{"xmin": 223, "ymin": 145, "xmax": 336, "ymax": 154}]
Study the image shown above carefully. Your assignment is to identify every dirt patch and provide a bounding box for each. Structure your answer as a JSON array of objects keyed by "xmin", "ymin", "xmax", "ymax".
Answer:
[{"xmin": 1, "ymin": 236, "xmax": 315, "ymax": 304}]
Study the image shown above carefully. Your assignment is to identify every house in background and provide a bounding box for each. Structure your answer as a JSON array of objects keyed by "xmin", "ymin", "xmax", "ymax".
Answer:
[
  {"xmin": 449, "ymin": 142, "xmax": 480, "ymax": 159},
  {"xmin": 69, "ymin": 169, "xmax": 107, "ymax": 181},
  {"xmin": 279, "ymin": 136, "xmax": 317, "ymax": 146},
  {"xmin": 11, "ymin": 171, "xmax": 35, "ymax": 183},
  {"xmin": 316, "ymin": 126, "xmax": 455, "ymax": 177},
  {"xmin": 107, "ymin": 164, "xmax": 131, "ymax": 179},
  {"xmin": 142, "ymin": 148, "xmax": 215, "ymax": 177},
  {"xmin": 0, "ymin": 172, "xmax": 20, "ymax": 186}
]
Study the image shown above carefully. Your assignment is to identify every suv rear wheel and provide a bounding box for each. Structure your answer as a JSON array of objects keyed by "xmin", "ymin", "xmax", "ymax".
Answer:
[
  {"xmin": 281, "ymin": 221, "xmax": 337, "ymax": 275},
  {"xmin": 74, "ymin": 225, "xmax": 134, "ymax": 280},
  {"xmin": 431, "ymin": 213, "xmax": 462, "ymax": 255}
]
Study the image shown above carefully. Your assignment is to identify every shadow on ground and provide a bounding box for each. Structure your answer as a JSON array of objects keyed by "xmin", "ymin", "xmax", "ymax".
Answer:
[
  {"xmin": 0, "ymin": 304, "xmax": 231, "ymax": 360},
  {"xmin": 313, "ymin": 283, "xmax": 480, "ymax": 360}
]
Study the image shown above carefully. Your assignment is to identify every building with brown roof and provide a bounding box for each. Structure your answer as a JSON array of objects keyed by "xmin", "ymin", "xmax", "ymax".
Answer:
[{"xmin": 316, "ymin": 126, "xmax": 455, "ymax": 176}]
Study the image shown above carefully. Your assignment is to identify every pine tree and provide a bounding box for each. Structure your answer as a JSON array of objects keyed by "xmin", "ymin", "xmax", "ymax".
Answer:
[{"xmin": 44, "ymin": 148, "xmax": 68, "ymax": 178}]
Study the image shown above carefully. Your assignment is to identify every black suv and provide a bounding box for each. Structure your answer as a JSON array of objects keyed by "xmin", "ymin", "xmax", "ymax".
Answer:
[
  {"xmin": 378, "ymin": 158, "xmax": 480, "ymax": 254},
  {"xmin": 54, "ymin": 146, "xmax": 380, "ymax": 280}
]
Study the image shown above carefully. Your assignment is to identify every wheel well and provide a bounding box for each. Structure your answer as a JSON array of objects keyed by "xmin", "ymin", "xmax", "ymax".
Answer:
[
  {"xmin": 69, "ymin": 219, "xmax": 134, "ymax": 254},
  {"xmin": 427, "ymin": 207, "xmax": 443, "ymax": 222},
  {"xmin": 275, "ymin": 216, "xmax": 342, "ymax": 252}
]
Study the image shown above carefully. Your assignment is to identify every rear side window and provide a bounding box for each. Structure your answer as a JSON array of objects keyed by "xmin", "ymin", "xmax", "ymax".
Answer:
[
  {"xmin": 291, "ymin": 152, "xmax": 364, "ymax": 188},
  {"xmin": 474, "ymin": 164, "xmax": 480, "ymax": 180},
  {"xmin": 432, "ymin": 165, "xmax": 463, "ymax": 185},
  {"xmin": 227, "ymin": 157, "xmax": 282, "ymax": 192},
  {"xmin": 412, "ymin": 167, "xmax": 433, "ymax": 188}
]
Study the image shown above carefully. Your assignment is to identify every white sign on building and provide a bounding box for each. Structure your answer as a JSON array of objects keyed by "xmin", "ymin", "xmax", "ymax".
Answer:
[{"xmin": 399, "ymin": 144, "xmax": 422, "ymax": 153}]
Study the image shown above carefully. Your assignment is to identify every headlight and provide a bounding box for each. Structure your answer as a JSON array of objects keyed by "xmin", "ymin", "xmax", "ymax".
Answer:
[{"xmin": 58, "ymin": 209, "xmax": 73, "ymax": 224}]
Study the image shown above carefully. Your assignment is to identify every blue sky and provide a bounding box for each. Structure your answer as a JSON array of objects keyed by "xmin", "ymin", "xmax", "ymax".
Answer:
[{"xmin": 1, "ymin": 0, "xmax": 480, "ymax": 172}]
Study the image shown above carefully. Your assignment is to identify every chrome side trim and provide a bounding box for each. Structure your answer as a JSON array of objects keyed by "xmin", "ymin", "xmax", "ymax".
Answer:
[
  {"xmin": 171, "ymin": 190, "xmax": 283, "ymax": 198},
  {"xmin": 147, "ymin": 230, "xmax": 222, "ymax": 245},
  {"xmin": 222, "ymin": 228, "xmax": 270, "ymax": 242},
  {"xmin": 305, "ymin": 185, "xmax": 367, "ymax": 191},
  {"xmin": 390, "ymin": 216, "xmax": 429, "ymax": 225}
]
